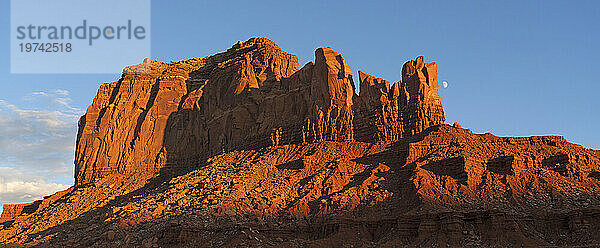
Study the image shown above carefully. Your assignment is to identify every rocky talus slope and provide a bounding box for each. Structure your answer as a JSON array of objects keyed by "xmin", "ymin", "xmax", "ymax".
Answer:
[{"xmin": 1, "ymin": 38, "xmax": 600, "ymax": 247}]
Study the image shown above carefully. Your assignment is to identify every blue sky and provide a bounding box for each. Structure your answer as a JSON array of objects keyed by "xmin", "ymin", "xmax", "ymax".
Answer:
[{"xmin": 0, "ymin": 0, "xmax": 598, "ymax": 205}]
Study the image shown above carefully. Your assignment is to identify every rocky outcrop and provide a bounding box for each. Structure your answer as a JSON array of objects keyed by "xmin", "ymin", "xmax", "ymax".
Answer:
[
  {"xmin": 3, "ymin": 125, "xmax": 600, "ymax": 247},
  {"xmin": 3, "ymin": 38, "xmax": 600, "ymax": 247},
  {"xmin": 0, "ymin": 188, "xmax": 72, "ymax": 224},
  {"xmin": 0, "ymin": 204, "xmax": 31, "ymax": 224},
  {"xmin": 353, "ymin": 56, "xmax": 445, "ymax": 142},
  {"xmin": 353, "ymin": 71, "xmax": 397, "ymax": 141},
  {"xmin": 74, "ymin": 38, "xmax": 443, "ymax": 186},
  {"xmin": 75, "ymin": 38, "xmax": 301, "ymax": 185},
  {"xmin": 400, "ymin": 56, "xmax": 445, "ymax": 135}
]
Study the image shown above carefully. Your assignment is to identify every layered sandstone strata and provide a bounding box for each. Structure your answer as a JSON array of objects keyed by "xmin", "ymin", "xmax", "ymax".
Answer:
[
  {"xmin": 74, "ymin": 38, "xmax": 443, "ymax": 187},
  {"xmin": 2, "ymin": 125, "xmax": 600, "ymax": 247},
  {"xmin": 0, "ymin": 188, "xmax": 72, "ymax": 223}
]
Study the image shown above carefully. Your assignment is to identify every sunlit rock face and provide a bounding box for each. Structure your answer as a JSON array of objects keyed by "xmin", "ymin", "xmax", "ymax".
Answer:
[{"xmin": 73, "ymin": 38, "xmax": 444, "ymax": 186}]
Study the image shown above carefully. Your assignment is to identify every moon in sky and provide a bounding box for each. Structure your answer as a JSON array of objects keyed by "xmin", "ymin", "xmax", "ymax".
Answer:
[{"xmin": 442, "ymin": 81, "xmax": 448, "ymax": 88}]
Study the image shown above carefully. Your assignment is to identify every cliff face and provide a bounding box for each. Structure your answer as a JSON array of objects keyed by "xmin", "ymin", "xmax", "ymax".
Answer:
[
  {"xmin": 75, "ymin": 38, "xmax": 300, "ymax": 185},
  {"xmin": 74, "ymin": 38, "xmax": 444, "ymax": 186},
  {"xmin": 353, "ymin": 56, "xmax": 445, "ymax": 142},
  {"xmin": 3, "ymin": 38, "xmax": 600, "ymax": 247},
  {"xmin": 0, "ymin": 188, "xmax": 72, "ymax": 223}
]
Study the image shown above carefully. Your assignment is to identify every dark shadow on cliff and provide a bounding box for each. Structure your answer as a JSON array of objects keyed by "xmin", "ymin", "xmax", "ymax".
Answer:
[
  {"xmin": 131, "ymin": 79, "xmax": 161, "ymax": 149},
  {"xmin": 421, "ymin": 157, "xmax": 468, "ymax": 185},
  {"xmin": 487, "ymin": 156, "xmax": 516, "ymax": 176},
  {"xmin": 542, "ymin": 152, "xmax": 570, "ymax": 176},
  {"xmin": 159, "ymin": 109, "xmax": 211, "ymax": 179}
]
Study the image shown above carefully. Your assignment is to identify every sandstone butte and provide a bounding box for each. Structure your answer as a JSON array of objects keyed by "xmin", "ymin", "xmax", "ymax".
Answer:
[{"xmin": 1, "ymin": 37, "xmax": 600, "ymax": 247}]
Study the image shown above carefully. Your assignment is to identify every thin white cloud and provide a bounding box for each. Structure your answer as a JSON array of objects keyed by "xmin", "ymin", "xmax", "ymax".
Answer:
[
  {"xmin": 23, "ymin": 89, "xmax": 82, "ymax": 114},
  {"xmin": 0, "ymin": 167, "xmax": 68, "ymax": 206},
  {"xmin": 0, "ymin": 90, "xmax": 81, "ymax": 209}
]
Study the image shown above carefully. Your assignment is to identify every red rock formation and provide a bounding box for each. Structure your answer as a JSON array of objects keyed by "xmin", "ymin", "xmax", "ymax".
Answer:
[
  {"xmin": 2, "ymin": 38, "xmax": 600, "ymax": 247},
  {"xmin": 75, "ymin": 38, "xmax": 301, "ymax": 185},
  {"xmin": 353, "ymin": 70, "xmax": 396, "ymax": 141},
  {"xmin": 74, "ymin": 38, "xmax": 409, "ymax": 186},
  {"xmin": 400, "ymin": 56, "xmax": 445, "ymax": 136},
  {"xmin": 0, "ymin": 204, "xmax": 32, "ymax": 223},
  {"xmin": 353, "ymin": 56, "xmax": 445, "ymax": 142},
  {"xmin": 0, "ymin": 187, "xmax": 72, "ymax": 224}
]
